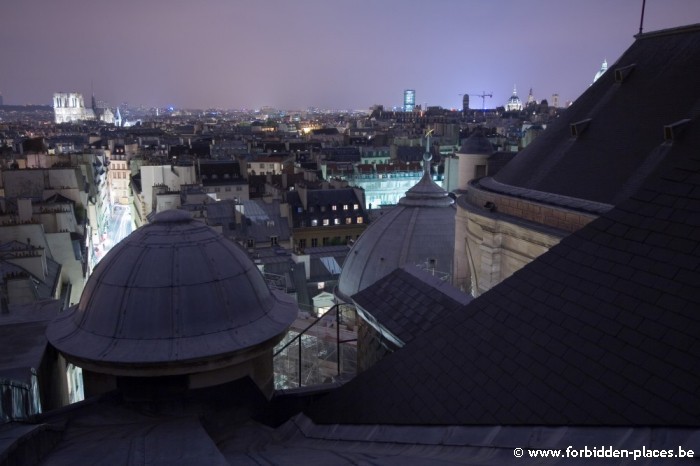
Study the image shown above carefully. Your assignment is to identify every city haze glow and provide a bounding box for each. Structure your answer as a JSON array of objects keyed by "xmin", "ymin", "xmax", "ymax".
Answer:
[{"xmin": 1, "ymin": 0, "xmax": 699, "ymax": 110}]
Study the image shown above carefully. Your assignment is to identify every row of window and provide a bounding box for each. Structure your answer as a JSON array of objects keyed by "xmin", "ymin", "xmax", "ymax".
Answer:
[
  {"xmin": 206, "ymin": 186, "xmax": 244, "ymax": 193},
  {"xmin": 298, "ymin": 235, "xmax": 358, "ymax": 249},
  {"xmin": 298, "ymin": 203, "xmax": 360, "ymax": 214},
  {"xmin": 304, "ymin": 216, "xmax": 364, "ymax": 227}
]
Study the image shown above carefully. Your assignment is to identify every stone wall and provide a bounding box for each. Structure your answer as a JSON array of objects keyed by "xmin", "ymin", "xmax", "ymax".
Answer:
[{"xmin": 454, "ymin": 186, "xmax": 600, "ymax": 296}]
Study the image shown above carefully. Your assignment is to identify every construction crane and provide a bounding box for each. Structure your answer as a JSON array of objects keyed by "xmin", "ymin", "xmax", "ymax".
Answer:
[{"xmin": 459, "ymin": 92, "xmax": 493, "ymax": 112}]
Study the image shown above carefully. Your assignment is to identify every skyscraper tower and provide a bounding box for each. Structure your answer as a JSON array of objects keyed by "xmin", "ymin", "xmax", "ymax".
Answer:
[
  {"xmin": 404, "ymin": 89, "xmax": 415, "ymax": 112},
  {"xmin": 462, "ymin": 94, "xmax": 470, "ymax": 114}
]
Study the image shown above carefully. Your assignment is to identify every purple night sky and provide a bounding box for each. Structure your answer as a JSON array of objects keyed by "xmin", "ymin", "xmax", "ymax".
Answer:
[{"xmin": 1, "ymin": 0, "xmax": 699, "ymax": 110}]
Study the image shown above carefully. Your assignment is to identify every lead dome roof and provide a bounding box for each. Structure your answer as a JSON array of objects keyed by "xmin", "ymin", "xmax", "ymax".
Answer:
[
  {"xmin": 47, "ymin": 209, "xmax": 296, "ymax": 369},
  {"xmin": 337, "ymin": 158, "xmax": 455, "ymax": 301},
  {"xmin": 458, "ymin": 130, "xmax": 494, "ymax": 155}
]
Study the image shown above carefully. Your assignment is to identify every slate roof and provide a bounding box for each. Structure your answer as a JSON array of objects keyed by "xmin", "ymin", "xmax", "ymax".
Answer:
[
  {"xmin": 239, "ymin": 199, "xmax": 290, "ymax": 242},
  {"xmin": 352, "ymin": 266, "xmax": 471, "ymax": 344},
  {"xmin": 0, "ymin": 300, "xmax": 60, "ymax": 385},
  {"xmin": 489, "ymin": 24, "xmax": 700, "ymax": 205},
  {"xmin": 307, "ymin": 61, "xmax": 700, "ymax": 426},
  {"xmin": 47, "ymin": 210, "xmax": 297, "ymax": 370}
]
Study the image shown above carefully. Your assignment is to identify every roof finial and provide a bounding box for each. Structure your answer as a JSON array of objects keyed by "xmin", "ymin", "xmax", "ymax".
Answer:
[
  {"xmin": 423, "ymin": 129, "xmax": 434, "ymax": 177},
  {"xmin": 639, "ymin": 0, "xmax": 646, "ymax": 35}
]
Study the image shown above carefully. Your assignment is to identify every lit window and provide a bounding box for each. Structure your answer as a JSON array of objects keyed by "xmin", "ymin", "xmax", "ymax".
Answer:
[
  {"xmin": 353, "ymin": 204, "xmax": 359, "ymax": 210},
  {"xmin": 323, "ymin": 219, "xmax": 330, "ymax": 226},
  {"xmin": 357, "ymin": 217, "xmax": 363, "ymax": 224},
  {"xmin": 346, "ymin": 218, "xmax": 352, "ymax": 224},
  {"xmin": 343, "ymin": 205, "xmax": 348, "ymax": 210},
  {"xmin": 334, "ymin": 218, "xmax": 340, "ymax": 225},
  {"xmin": 311, "ymin": 219, "xmax": 318, "ymax": 226},
  {"xmin": 332, "ymin": 205, "xmax": 337, "ymax": 211}
]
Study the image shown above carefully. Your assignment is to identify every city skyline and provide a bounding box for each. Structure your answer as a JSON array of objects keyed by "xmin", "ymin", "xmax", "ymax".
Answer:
[{"xmin": 1, "ymin": 0, "xmax": 700, "ymax": 110}]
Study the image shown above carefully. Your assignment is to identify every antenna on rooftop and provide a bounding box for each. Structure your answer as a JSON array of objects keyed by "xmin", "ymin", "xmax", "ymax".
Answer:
[{"xmin": 638, "ymin": 0, "xmax": 646, "ymax": 35}]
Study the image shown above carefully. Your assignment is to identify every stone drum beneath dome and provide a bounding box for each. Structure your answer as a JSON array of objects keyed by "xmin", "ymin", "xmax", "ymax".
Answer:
[{"xmin": 47, "ymin": 209, "xmax": 297, "ymax": 398}]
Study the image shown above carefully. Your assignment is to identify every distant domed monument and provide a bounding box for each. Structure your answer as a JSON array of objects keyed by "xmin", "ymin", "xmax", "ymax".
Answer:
[
  {"xmin": 47, "ymin": 209, "xmax": 297, "ymax": 398},
  {"xmin": 505, "ymin": 85, "xmax": 523, "ymax": 111}
]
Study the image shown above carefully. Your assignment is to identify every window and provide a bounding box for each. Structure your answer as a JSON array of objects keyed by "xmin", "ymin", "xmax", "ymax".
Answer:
[
  {"xmin": 311, "ymin": 219, "xmax": 318, "ymax": 226},
  {"xmin": 332, "ymin": 205, "xmax": 337, "ymax": 211},
  {"xmin": 343, "ymin": 204, "xmax": 349, "ymax": 210},
  {"xmin": 346, "ymin": 218, "xmax": 352, "ymax": 224},
  {"xmin": 353, "ymin": 204, "xmax": 359, "ymax": 210},
  {"xmin": 323, "ymin": 219, "xmax": 330, "ymax": 226},
  {"xmin": 322, "ymin": 237, "xmax": 330, "ymax": 246},
  {"xmin": 297, "ymin": 207, "xmax": 303, "ymax": 213},
  {"xmin": 299, "ymin": 238, "xmax": 306, "ymax": 249},
  {"xmin": 311, "ymin": 238, "xmax": 318, "ymax": 247},
  {"xmin": 334, "ymin": 218, "xmax": 340, "ymax": 225},
  {"xmin": 225, "ymin": 187, "xmax": 231, "ymax": 192},
  {"xmin": 247, "ymin": 239, "xmax": 255, "ymax": 248},
  {"xmin": 345, "ymin": 235, "xmax": 352, "ymax": 243},
  {"xmin": 357, "ymin": 217, "xmax": 363, "ymax": 224},
  {"xmin": 236, "ymin": 186, "xmax": 242, "ymax": 191},
  {"xmin": 270, "ymin": 236, "xmax": 278, "ymax": 246}
]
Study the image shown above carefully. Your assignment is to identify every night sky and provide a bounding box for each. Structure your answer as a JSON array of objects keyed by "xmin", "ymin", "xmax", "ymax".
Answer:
[{"xmin": 1, "ymin": 0, "xmax": 699, "ymax": 110}]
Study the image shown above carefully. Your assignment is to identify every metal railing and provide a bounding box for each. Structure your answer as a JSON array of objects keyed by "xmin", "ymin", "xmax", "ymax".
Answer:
[{"xmin": 273, "ymin": 303, "xmax": 357, "ymax": 389}]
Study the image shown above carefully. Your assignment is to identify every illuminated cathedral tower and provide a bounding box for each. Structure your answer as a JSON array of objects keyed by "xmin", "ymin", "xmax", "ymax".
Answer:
[{"xmin": 53, "ymin": 92, "xmax": 94, "ymax": 124}]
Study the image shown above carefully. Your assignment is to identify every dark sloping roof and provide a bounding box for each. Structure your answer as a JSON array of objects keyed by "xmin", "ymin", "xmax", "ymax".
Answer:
[
  {"xmin": 458, "ymin": 130, "xmax": 494, "ymax": 155},
  {"xmin": 0, "ymin": 300, "xmax": 60, "ymax": 384},
  {"xmin": 307, "ymin": 102, "xmax": 700, "ymax": 426},
  {"xmin": 490, "ymin": 23, "xmax": 700, "ymax": 205},
  {"xmin": 352, "ymin": 266, "xmax": 471, "ymax": 344}
]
